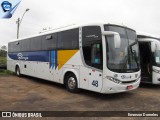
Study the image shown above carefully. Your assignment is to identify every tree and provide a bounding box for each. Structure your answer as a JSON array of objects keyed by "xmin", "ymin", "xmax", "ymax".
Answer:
[
  {"xmin": 1, "ymin": 45, "xmax": 7, "ymax": 51},
  {"xmin": 0, "ymin": 45, "xmax": 7, "ymax": 57},
  {"xmin": 0, "ymin": 50, "xmax": 7, "ymax": 57}
]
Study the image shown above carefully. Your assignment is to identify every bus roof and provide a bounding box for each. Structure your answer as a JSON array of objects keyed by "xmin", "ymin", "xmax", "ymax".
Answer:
[
  {"xmin": 137, "ymin": 31, "xmax": 160, "ymax": 40},
  {"xmin": 9, "ymin": 22, "xmax": 135, "ymax": 43}
]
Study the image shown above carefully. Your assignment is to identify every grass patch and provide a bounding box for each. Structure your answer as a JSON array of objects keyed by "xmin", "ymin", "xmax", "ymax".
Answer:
[
  {"xmin": 0, "ymin": 70, "xmax": 14, "ymax": 75},
  {"xmin": 0, "ymin": 56, "xmax": 7, "ymax": 67},
  {"xmin": 0, "ymin": 56, "xmax": 13, "ymax": 75}
]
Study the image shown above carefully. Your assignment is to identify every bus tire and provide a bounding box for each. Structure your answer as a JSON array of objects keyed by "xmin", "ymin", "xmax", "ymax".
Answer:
[
  {"xmin": 65, "ymin": 73, "xmax": 79, "ymax": 93},
  {"xmin": 15, "ymin": 66, "xmax": 21, "ymax": 77}
]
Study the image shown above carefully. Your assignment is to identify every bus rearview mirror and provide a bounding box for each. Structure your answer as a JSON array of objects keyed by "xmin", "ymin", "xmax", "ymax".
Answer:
[
  {"xmin": 102, "ymin": 31, "xmax": 121, "ymax": 49},
  {"xmin": 114, "ymin": 34, "xmax": 121, "ymax": 49},
  {"xmin": 151, "ymin": 42, "xmax": 157, "ymax": 52}
]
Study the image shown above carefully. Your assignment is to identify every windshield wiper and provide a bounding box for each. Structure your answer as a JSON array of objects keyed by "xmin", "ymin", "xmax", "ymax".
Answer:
[
  {"xmin": 122, "ymin": 41, "xmax": 138, "ymax": 69},
  {"xmin": 122, "ymin": 50, "xmax": 130, "ymax": 70}
]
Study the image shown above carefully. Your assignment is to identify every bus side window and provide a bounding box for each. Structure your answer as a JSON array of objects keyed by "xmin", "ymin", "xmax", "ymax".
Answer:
[
  {"xmin": 82, "ymin": 42, "xmax": 103, "ymax": 70},
  {"xmin": 83, "ymin": 45, "xmax": 92, "ymax": 66},
  {"xmin": 91, "ymin": 44, "xmax": 101, "ymax": 64},
  {"xmin": 91, "ymin": 43, "xmax": 103, "ymax": 70}
]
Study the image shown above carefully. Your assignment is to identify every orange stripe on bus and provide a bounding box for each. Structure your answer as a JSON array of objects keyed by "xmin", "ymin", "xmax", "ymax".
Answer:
[{"xmin": 58, "ymin": 50, "xmax": 78, "ymax": 70}]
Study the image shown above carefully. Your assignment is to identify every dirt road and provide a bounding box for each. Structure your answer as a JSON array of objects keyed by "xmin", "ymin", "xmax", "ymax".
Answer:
[{"xmin": 0, "ymin": 75, "xmax": 160, "ymax": 120}]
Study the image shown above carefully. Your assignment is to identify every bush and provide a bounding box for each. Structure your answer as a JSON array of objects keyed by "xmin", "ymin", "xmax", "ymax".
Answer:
[
  {"xmin": 0, "ymin": 56, "xmax": 6, "ymax": 67},
  {"xmin": 0, "ymin": 70, "xmax": 13, "ymax": 75},
  {"xmin": 0, "ymin": 50, "xmax": 7, "ymax": 57}
]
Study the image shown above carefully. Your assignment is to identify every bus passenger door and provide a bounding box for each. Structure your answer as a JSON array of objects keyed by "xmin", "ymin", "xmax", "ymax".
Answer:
[
  {"xmin": 88, "ymin": 43, "xmax": 103, "ymax": 92},
  {"xmin": 139, "ymin": 42, "xmax": 152, "ymax": 83},
  {"xmin": 81, "ymin": 42, "xmax": 103, "ymax": 92},
  {"xmin": 81, "ymin": 26, "xmax": 103, "ymax": 92}
]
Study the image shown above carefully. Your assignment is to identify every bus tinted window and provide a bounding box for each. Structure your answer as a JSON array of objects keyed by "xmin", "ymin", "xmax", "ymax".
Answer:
[
  {"xmin": 41, "ymin": 33, "xmax": 57, "ymax": 50},
  {"xmin": 82, "ymin": 26, "xmax": 101, "ymax": 46},
  {"xmin": 30, "ymin": 36, "xmax": 42, "ymax": 51},
  {"xmin": 8, "ymin": 41, "xmax": 21, "ymax": 52},
  {"xmin": 82, "ymin": 26, "xmax": 103, "ymax": 70},
  {"xmin": 21, "ymin": 39, "xmax": 30, "ymax": 52},
  {"xmin": 83, "ymin": 42, "xmax": 103, "ymax": 70},
  {"xmin": 8, "ymin": 28, "xmax": 79, "ymax": 52},
  {"xmin": 57, "ymin": 28, "xmax": 79, "ymax": 50}
]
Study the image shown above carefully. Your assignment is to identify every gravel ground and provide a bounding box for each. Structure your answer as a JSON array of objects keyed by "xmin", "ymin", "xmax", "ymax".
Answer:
[{"xmin": 0, "ymin": 75, "xmax": 160, "ymax": 120}]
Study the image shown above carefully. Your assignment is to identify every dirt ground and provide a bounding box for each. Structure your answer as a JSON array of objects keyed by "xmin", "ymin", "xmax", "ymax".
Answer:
[{"xmin": 0, "ymin": 75, "xmax": 160, "ymax": 120}]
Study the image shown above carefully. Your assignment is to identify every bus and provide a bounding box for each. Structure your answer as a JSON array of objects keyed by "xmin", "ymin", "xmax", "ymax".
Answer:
[
  {"xmin": 7, "ymin": 23, "xmax": 141, "ymax": 94},
  {"xmin": 137, "ymin": 32, "xmax": 160, "ymax": 84}
]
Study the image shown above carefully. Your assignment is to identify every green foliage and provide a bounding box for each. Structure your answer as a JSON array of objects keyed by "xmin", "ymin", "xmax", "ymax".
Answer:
[
  {"xmin": 0, "ymin": 56, "xmax": 6, "ymax": 67},
  {"xmin": 0, "ymin": 50, "xmax": 7, "ymax": 57},
  {"xmin": 0, "ymin": 49, "xmax": 7, "ymax": 67},
  {"xmin": 0, "ymin": 70, "xmax": 13, "ymax": 75}
]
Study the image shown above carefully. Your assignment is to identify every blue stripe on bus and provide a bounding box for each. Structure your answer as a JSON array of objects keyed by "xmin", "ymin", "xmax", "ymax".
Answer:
[
  {"xmin": 50, "ymin": 50, "xmax": 58, "ymax": 69},
  {"xmin": 8, "ymin": 51, "xmax": 50, "ymax": 62},
  {"xmin": 8, "ymin": 51, "xmax": 59, "ymax": 69},
  {"xmin": 50, "ymin": 51, "xmax": 55, "ymax": 69},
  {"xmin": 55, "ymin": 50, "xmax": 58, "ymax": 69}
]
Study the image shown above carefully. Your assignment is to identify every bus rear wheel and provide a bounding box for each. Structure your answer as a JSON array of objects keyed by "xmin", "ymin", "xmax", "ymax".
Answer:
[
  {"xmin": 16, "ymin": 66, "xmax": 21, "ymax": 77},
  {"xmin": 65, "ymin": 73, "xmax": 79, "ymax": 93}
]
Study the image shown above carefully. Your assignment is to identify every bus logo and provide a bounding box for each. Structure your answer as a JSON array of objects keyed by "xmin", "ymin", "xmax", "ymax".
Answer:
[
  {"xmin": 114, "ymin": 74, "xmax": 118, "ymax": 78},
  {"xmin": 1, "ymin": 1, "xmax": 12, "ymax": 12},
  {"xmin": 17, "ymin": 53, "xmax": 28, "ymax": 60},
  {"xmin": 2, "ymin": 112, "xmax": 11, "ymax": 117},
  {"xmin": 121, "ymin": 75, "xmax": 132, "ymax": 79},
  {"xmin": 86, "ymin": 35, "xmax": 99, "ymax": 38},
  {"xmin": 0, "ymin": 0, "xmax": 21, "ymax": 18}
]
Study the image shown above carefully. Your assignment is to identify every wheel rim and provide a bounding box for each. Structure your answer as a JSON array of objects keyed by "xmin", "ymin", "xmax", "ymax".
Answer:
[{"xmin": 68, "ymin": 77, "xmax": 76, "ymax": 89}]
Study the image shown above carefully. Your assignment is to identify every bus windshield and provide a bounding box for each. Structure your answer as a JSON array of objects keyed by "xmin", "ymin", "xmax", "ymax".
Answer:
[
  {"xmin": 154, "ymin": 50, "xmax": 160, "ymax": 67},
  {"xmin": 104, "ymin": 25, "xmax": 140, "ymax": 73}
]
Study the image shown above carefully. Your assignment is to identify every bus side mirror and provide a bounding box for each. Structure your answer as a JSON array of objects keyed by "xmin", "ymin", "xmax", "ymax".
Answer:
[
  {"xmin": 102, "ymin": 31, "xmax": 121, "ymax": 49},
  {"xmin": 151, "ymin": 42, "xmax": 157, "ymax": 52},
  {"xmin": 114, "ymin": 33, "xmax": 121, "ymax": 49}
]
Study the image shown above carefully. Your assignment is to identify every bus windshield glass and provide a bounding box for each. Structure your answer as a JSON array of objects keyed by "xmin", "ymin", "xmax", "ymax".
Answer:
[{"xmin": 104, "ymin": 25, "xmax": 140, "ymax": 73}]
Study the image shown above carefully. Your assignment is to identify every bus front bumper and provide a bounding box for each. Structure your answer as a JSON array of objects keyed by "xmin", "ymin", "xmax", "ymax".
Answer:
[{"xmin": 101, "ymin": 78, "xmax": 141, "ymax": 94}]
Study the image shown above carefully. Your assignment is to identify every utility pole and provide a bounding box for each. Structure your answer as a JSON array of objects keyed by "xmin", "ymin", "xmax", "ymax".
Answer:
[
  {"xmin": 16, "ymin": 18, "xmax": 20, "ymax": 39},
  {"xmin": 16, "ymin": 9, "xmax": 30, "ymax": 39}
]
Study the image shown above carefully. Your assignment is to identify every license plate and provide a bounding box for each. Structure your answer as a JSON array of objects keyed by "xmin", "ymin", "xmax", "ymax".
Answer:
[{"xmin": 127, "ymin": 85, "xmax": 133, "ymax": 90}]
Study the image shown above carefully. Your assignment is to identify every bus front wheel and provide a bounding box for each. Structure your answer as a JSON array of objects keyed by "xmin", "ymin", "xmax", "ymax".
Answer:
[{"xmin": 65, "ymin": 73, "xmax": 79, "ymax": 93}]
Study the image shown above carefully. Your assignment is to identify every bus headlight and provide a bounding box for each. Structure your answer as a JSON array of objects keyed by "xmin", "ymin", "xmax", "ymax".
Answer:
[{"xmin": 106, "ymin": 76, "xmax": 122, "ymax": 84}]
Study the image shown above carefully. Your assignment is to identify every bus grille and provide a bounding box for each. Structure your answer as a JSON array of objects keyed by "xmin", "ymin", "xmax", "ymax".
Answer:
[{"xmin": 121, "ymin": 80, "xmax": 137, "ymax": 84}]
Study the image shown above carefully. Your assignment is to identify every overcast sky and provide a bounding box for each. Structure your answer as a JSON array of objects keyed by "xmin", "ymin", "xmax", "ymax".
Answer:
[{"xmin": 0, "ymin": 0, "xmax": 160, "ymax": 45}]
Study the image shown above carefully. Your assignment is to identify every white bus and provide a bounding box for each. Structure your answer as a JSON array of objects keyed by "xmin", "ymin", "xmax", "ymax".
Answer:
[
  {"xmin": 7, "ymin": 23, "xmax": 141, "ymax": 94},
  {"xmin": 137, "ymin": 32, "xmax": 160, "ymax": 84}
]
